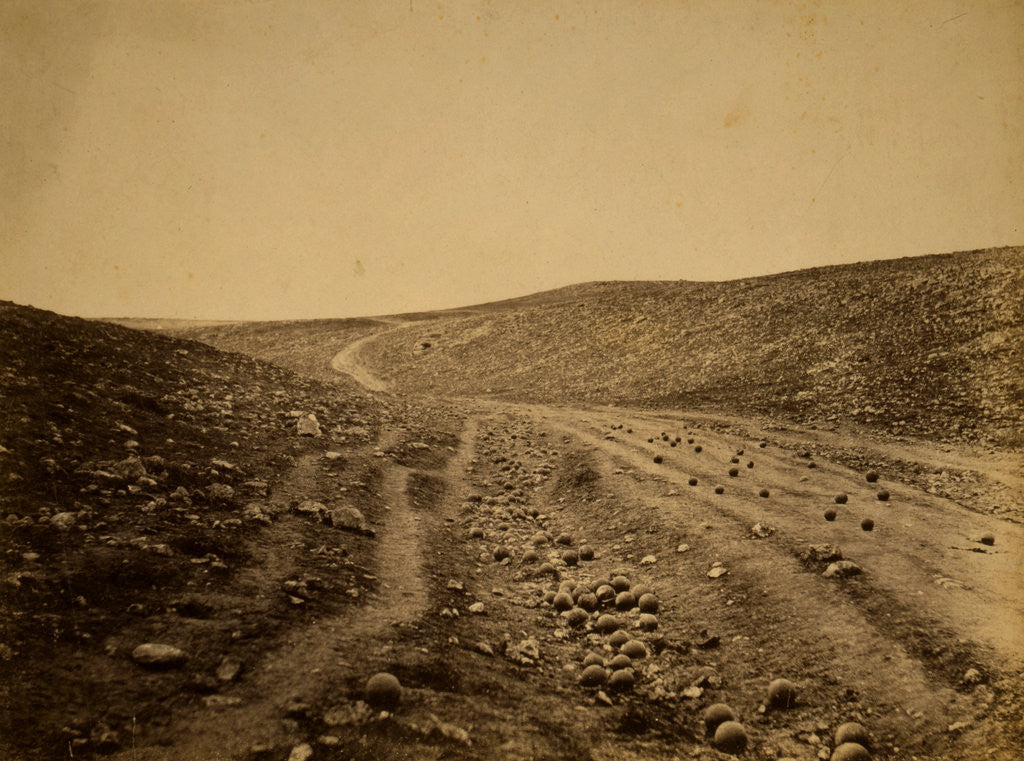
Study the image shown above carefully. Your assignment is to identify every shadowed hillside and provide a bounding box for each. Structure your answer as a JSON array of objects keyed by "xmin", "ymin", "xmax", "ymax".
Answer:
[
  {"xmin": 364, "ymin": 247, "xmax": 1023, "ymax": 447},
  {"xmin": 0, "ymin": 302, "xmax": 393, "ymax": 759}
]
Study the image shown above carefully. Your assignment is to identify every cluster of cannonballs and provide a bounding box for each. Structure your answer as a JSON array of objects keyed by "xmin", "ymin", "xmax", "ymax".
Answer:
[
  {"xmin": 703, "ymin": 681, "xmax": 873, "ymax": 759},
  {"xmin": 824, "ymin": 471, "xmax": 889, "ymax": 531},
  {"xmin": 567, "ymin": 573, "xmax": 661, "ymax": 692}
]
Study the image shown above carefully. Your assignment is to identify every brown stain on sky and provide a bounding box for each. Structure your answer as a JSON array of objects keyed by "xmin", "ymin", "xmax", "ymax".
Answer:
[{"xmin": 1, "ymin": 0, "xmax": 1022, "ymax": 320}]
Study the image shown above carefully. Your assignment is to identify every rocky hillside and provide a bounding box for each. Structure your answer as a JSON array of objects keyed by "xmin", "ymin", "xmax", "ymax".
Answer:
[
  {"xmin": 0, "ymin": 302, "xmax": 399, "ymax": 759},
  {"xmin": 364, "ymin": 247, "xmax": 1023, "ymax": 447}
]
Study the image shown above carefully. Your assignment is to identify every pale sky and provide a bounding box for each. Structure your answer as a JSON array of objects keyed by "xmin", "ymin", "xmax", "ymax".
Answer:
[{"xmin": 2, "ymin": 0, "xmax": 1022, "ymax": 320}]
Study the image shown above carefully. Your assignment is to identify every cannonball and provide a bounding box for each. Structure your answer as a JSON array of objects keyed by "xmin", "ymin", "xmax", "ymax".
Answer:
[
  {"xmin": 595, "ymin": 584, "xmax": 616, "ymax": 604},
  {"xmin": 537, "ymin": 562, "xmax": 558, "ymax": 577},
  {"xmin": 614, "ymin": 591, "xmax": 636, "ymax": 611},
  {"xmin": 531, "ymin": 531, "xmax": 549, "ymax": 546},
  {"xmin": 831, "ymin": 743, "xmax": 871, "ymax": 761},
  {"xmin": 595, "ymin": 614, "xmax": 619, "ymax": 633},
  {"xmin": 767, "ymin": 678, "xmax": 797, "ymax": 708},
  {"xmin": 865, "ymin": 470, "xmax": 879, "ymax": 483},
  {"xmin": 558, "ymin": 579, "xmax": 575, "ymax": 593},
  {"xmin": 759, "ymin": 441, "xmax": 767, "ymax": 448},
  {"xmin": 729, "ymin": 468, "xmax": 739, "ymax": 477},
  {"xmin": 638, "ymin": 613, "xmax": 658, "ymax": 631},
  {"xmin": 611, "ymin": 575, "xmax": 631, "ymax": 592},
  {"xmin": 608, "ymin": 668, "xmax": 635, "ymax": 691},
  {"xmin": 552, "ymin": 592, "xmax": 573, "ymax": 611},
  {"xmin": 620, "ymin": 640, "xmax": 647, "ymax": 659},
  {"xmin": 561, "ymin": 550, "xmax": 579, "ymax": 566},
  {"xmin": 731, "ymin": 456, "xmax": 740, "ymax": 464},
  {"xmin": 579, "ymin": 545, "xmax": 595, "ymax": 561},
  {"xmin": 671, "ymin": 441, "xmax": 678, "ymax": 447},
  {"xmin": 582, "ymin": 652, "xmax": 604, "ymax": 667},
  {"xmin": 565, "ymin": 607, "xmax": 589, "ymax": 627},
  {"xmin": 631, "ymin": 584, "xmax": 652, "ymax": 598},
  {"xmin": 980, "ymin": 533, "xmax": 995, "ymax": 546},
  {"xmin": 653, "ymin": 455, "xmax": 664, "ymax": 464},
  {"xmin": 861, "ymin": 518, "xmax": 874, "ymax": 531},
  {"xmin": 876, "ymin": 490, "xmax": 889, "ymax": 501},
  {"xmin": 555, "ymin": 533, "xmax": 573, "ymax": 545},
  {"xmin": 736, "ymin": 448, "xmax": 744, "ymax": 455},
  {"xmin": 365, "ymin": 672, "xmax": 402, "ymax": 710},
  {"xmin": 834, "ymin": 722, "xmax": 871, "ymax": 748},
  {"xmin": 577, "ymin": 593, "xmax": 598, "ymax": 611},
  {"xmin": 637, "ymin": 593, "xmax": 659, "ymax": 613},
  {"xmin": 522, "ymin": 549, "xmax": 539, "ymax": 563},
  {"xmin": 715, "ymin": 485, "xmax": 725, "ymax": 494},
  {"xmin": 746, "ymin": 461, "xmax": 754, "ymax": 469},
  {"xmin": 694, "ymin": 445, "xmax": 703, "ymax": 453},
  {"xmin": 824, "ymin": 508, "xmax": 837, "ymax": 521},
  {"xmin": 542, "ymin": 590, "xmax": 556, "ymax": 605},
  {"xmin": 758, "ymin": 488, "xmax": 770, "ymax": 498},
  {"xmin": 579, "ymin": 664, "xmax": 607, "ymax": 687},
  {"xmin": 702, "ymin": 703, "xmax": 737, "ymax": 734},
  {"xmin": 689, "ymin": 477, "xmax": 698, "ymax": 486},
  {"xmin": 608, "ymin": 629, "xmax": 630, "ymax": 648},
  {"xmin": 469, "ymin": 526, "xmax": 484, "ymax": 538},
  {"xmin": 834, "ymin": 494, "xmax": 848, "ymax": 504},
  {"xmin": 609, "ymin": 653, "xmax": 632, "ymax": 669},
  {"xmin": 713, "ymin": 721, "xmax": 748, "ymax": 754},
  {"xmin": 493, "ymin": 545, "xmax": 511, "ymax": 561}
]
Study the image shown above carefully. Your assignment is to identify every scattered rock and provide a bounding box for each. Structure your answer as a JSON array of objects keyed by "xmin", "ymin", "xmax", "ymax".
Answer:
[
  {"xmin": 215, "ymin": 655, "xmax": 243, "ymax": 682},
  {"xmin": 132, "ymin": 643, "xmax": 187, "ymax": 668},
  {"xmin": 802, "ymin": 544, "xmax": 843, "ymax": 563},
  {"xmin": 823, "ymin": 561, "xmax": 862, "ymax": 579},
  {"xmin": 328, "ymin": 506, "xmax": 374, "ymax": 536},
  {"xmin": 297, "ymin": 414, "xmax": 321, "ymax": 437}
]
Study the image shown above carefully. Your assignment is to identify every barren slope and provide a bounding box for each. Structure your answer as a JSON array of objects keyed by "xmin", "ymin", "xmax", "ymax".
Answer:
[{"xmin": 363, "ymin": 247, "xmax": 1023, "ymax": 448}]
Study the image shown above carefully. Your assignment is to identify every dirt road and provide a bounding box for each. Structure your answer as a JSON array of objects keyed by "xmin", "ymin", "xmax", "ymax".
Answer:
[{"xmin": 106, "ymin": 331, "xmax": 1022, "ymax": 760}]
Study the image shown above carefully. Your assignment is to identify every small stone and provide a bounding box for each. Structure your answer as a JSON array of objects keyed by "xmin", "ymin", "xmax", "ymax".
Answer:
[
  {"xmin": 132, "ymin": 643, "xmax": 187, "ymax": 668},
  {"xmin": 297, "ymin": 414, "xmax": 321, "ymax": 437},
  {"xmin": 468, "ymin": 602, "xmax": 485, "ymax": 614},
  {"xmin": 639, "ymin": 554, "xmax": 657, "ymax": 565},
  {"xmin": 823, "ymin": 560, "xmax": 862, "ymax": 579},
  {"xmin": 203, "ymin": 695, "xmax": 242, "ymax": 708},
  {"xmin": 216, "ymin": 655, "xmax": 243, "ymax": 682},
  {"xmin": 329, "ymin": 506, "xmax": 374, "ymax": 536},
  {"xmin": 49, "ymin": 512, "xmax": 77, "ymax": 530},
  {"xmin": 287, "ymin": 743, "xmax": 314, "ymax": 761},
  {"xmin": 960, "ymin": 667, "xmax": 984, "ymax": 686}
]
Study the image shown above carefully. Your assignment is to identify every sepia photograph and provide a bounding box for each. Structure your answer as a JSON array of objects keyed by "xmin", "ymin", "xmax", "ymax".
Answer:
[{"xmin": 1, "ymin": 1, "xmax": 1022, "ymax": 759}]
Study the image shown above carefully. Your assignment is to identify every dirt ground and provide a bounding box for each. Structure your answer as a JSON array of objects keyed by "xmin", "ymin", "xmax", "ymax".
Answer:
[{"xmin": 3, "ymin": 304, "xmax": 1021, "ymax": 760}]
